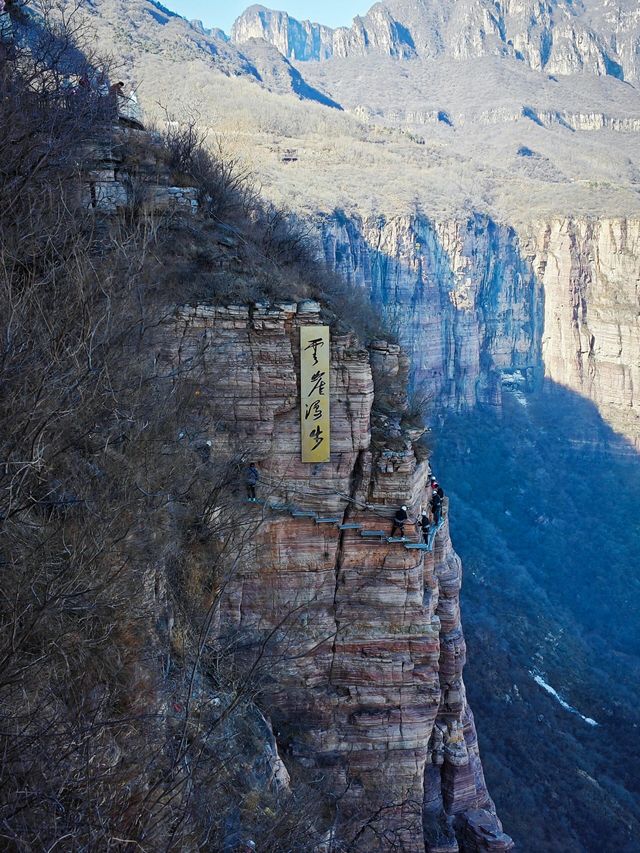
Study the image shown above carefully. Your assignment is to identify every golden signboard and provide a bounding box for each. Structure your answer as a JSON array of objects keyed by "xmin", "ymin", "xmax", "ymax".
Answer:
[{"xmin": 300, "ymin": 326, "xmax": 330, "ymax": 463}]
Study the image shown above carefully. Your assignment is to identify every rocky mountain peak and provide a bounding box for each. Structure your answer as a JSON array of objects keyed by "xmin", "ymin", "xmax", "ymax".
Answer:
[
  {"xmin": 231, "ymin": 4, "xmax": 335, "ymax": 60},
  {"xmin": 230, "ymin": 0, "xmax": 640, "ymax": 81}
]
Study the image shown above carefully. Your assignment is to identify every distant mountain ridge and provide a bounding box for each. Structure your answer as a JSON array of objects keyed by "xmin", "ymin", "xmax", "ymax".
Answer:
[
  {"xmin": 231, "ymin": 0, "xmax": 640, "ymax": 83},
  {"xmin": 80, "ymin": 0, "xmax": 640, "ymax": 225},
  {"xmin": 82, "ymin": 0, "xmax": 341, "ymax": 106}
]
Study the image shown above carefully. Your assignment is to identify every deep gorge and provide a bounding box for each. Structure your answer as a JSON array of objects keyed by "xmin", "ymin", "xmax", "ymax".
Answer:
[{"xmin": 320, "ymin": 212, "xmax": 640, "ymax": 448}]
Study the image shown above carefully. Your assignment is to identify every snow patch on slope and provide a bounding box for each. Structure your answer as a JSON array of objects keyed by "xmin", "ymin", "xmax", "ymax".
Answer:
[{"xmin": 530, "ymin": 670, "xmax": 599, "ymax": 726}]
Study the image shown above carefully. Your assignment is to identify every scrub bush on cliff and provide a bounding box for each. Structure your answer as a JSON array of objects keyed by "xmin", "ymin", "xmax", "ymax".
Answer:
[
  {"xmin": 0, "ymin": 10, "xmax": 331, "ymax": 850},
  {"xmin": 0, "ymin": 32, "xmax": 180, "ymax": 845},
  {"xmin": 0, "ymin": 12, "xmax": 226, "ymax": 849},
  {"xmin": 159, "ymin": 114, "xmax": 390, "ymax": 342},
  {"xmin": 161, "ymin": 109, "xmax": 258, "ymax": 221}
]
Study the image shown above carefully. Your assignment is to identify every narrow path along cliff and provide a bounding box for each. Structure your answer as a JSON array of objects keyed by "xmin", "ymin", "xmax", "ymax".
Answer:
[{"xmin": 164, "ymin": 300, "xmax": 514, "ymax": 851}]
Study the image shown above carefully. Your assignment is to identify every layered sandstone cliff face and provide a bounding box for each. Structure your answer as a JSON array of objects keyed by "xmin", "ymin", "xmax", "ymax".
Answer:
[
  {"xmin": 165, "ymin": 301, "xmax": 512, "ymax": 851},
  {"xmin": 525, "ymin": 218, "xmax": 640, "ymax": 447},
  {"xmin": 319, "ymin": 213, "xmax": 640, "ymax": 447}
]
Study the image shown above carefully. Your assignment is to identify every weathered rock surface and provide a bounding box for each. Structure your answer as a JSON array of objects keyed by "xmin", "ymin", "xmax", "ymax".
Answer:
[
  {"xmin": 231, "ymin": 0, "xmax": 640, "ymax": 84},
  {"xmin": 527, "ymin": 217, "xmax": 640, "ymax": 446},
  {"xmin": 231, "ymin": 5, "xmax": 336, "ymax": 61},
  {"xmin": 80, "ymin": 128, "xmax": 200, "ymax": 214},
  {"xmin": 163, "ymin": 301, "xmax": 512, "ymax": 851},
  {"xmin": 319, "ymin": 213, "xmax": 640, "ymax": 447}
]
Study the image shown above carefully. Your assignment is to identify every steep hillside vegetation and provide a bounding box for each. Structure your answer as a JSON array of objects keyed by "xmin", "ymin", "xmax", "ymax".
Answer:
[{"xmin": 0, "ymin": 10, "xmax": 384, "ymax": 847}]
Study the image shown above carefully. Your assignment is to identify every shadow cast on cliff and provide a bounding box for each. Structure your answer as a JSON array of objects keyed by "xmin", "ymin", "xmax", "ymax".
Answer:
[
  {"xmin": 322, "ymin": 209, "xmax": 543, "ymax": 410},
  {"xmin": 434, "ymin": 382, "xmax": 640, "ymax": 853}
]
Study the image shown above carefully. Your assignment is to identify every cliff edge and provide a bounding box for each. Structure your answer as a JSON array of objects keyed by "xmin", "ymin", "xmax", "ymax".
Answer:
[{"xmin": 163, "ymin": 299, "xmax": 513, "ymax": 851}]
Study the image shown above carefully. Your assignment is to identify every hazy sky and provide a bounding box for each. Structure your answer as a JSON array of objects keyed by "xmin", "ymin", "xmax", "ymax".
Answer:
[{"xmin": 169, "ymin": 1, "xmax": 367, "ymax": 36}]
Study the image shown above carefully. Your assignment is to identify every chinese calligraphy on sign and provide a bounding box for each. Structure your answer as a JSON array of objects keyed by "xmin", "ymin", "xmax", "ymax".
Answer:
[{"xmin": 300, "ymin": 326, "xmax": 330, "ymax": 462}]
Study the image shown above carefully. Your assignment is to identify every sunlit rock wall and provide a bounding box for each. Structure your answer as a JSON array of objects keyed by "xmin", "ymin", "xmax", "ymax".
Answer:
[
  {"xmin": 319, "ymin": 213, "xmax": 640, "ymax": 447},
  {"xmin": 525, "ymin": 217, "xmax": 640, "ymax": 448},
  {"xmin": 230, "ymin": 0, "xmax": 640, "ymax": 83}
]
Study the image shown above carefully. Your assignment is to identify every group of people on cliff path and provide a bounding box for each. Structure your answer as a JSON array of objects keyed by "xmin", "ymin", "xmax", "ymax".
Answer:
[
  {"xmin": 244, "ymin": 462, "xmax": 444, "ymax": 543},
  {"xmin": 391, "ymin": 476, "xmax": 445, "ymax": 542}
]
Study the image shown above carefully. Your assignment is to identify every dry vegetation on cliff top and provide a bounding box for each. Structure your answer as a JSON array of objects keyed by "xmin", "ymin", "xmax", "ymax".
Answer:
[
  {"xmin": 0, "ymin": 5, "xmax": 393, "ymax": 847},
  {"xmin": 78, "ymin": 0, "xmax": 640, "ymax": 224}
]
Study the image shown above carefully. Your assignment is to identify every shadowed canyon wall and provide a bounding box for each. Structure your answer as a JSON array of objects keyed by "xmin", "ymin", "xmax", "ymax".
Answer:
[{"xmin": 320, "ymin": 214, "xmax": 640, "ymax": 447}]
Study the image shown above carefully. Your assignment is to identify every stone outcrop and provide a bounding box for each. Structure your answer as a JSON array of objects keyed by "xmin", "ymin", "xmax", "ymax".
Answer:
[
  {"xmin": 356, "ymin": 105, "xmax": 640, "ymax": 133},
  {"xmin": 163, "ymin": 301, "xmax": 512, "ymax": 851},
  {"xmin": 230, "ymin": 0, "xmax": 640, "ymax": 84},
  {"xmin": 319, "ymin": 212, "xmax": 640, "ymax": 447},
  {"xmin": 81, "ymin": 129, "xmax": 199, "ymax": 214}
]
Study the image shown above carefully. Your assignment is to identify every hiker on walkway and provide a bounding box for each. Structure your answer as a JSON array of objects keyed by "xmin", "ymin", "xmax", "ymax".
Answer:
[
  {"xmin": 431, "ymin": 487, "xmax": 443, "ymax": 525},
  {"xmin": 390, "ymin": 505, "xmax": 409, "ymax": 538},
  {"xmin": 108, "ymin": 80, "xmax": 125, "ymax": 119},
  {"xmin": 420, "ymin": 509, "xmax": 430, "ymax": 544},
  {"xmin": 109, "ymin": 80, "xmax": 125, "ymax": 99},
  {"xmin": 245, "ymin": 462, "xmax": 259, "ymax": 501}
]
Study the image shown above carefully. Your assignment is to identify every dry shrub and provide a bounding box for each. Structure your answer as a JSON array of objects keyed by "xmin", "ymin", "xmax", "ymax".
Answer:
[
  {"xmin": 161, "ymin": 112, "xmax": 258, "ymax": 221},
  {"xmin": 0, "ymin": 39, "xmax": 328, "ymax": 851},
  {"xmin": 158, "ymin": 115, "xmax": 393, "ymax": 342}
]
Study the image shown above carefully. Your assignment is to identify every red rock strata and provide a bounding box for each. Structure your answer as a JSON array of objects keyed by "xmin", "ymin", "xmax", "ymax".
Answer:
[{"xmin": 165, "ymin": 300, "xmax": 513, "ymax": 851}]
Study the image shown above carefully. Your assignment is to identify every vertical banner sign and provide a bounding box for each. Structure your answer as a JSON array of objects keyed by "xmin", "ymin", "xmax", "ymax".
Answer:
[{"xmin": 300, "ymin": 326, "xmax": 330, "ymax": 463}]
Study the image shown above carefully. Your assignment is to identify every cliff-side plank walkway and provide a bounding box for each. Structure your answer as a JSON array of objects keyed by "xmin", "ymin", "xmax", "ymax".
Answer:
[{"xmin": 247, "ymin": 494, "xmax": 447, "ymax": 553}]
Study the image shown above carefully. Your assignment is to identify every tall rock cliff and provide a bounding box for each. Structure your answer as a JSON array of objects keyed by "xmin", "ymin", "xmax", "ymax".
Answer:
[
  {"xmin": 164, "ymin": 300, "xmax": 513, "ymax": 851},
  {"xmin": 319, "ymin": 213, "xmax": 640, "ymax": 448},
  {"xmin": 321, "ymin": 214, "xmax": 543, "ymax": 411},
  {"xmin": 527, "ymin": 217, "xmax": 640, "ymax": 446},
  {"xmin": 231, "ymin": 5, "xmax": 337, "ymax": 60},
  {"xmin": 91, "ymin": 120, "xmax": 513, "ymax": 850}
]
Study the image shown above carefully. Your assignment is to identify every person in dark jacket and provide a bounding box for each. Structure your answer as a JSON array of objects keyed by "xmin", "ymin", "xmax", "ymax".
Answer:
[
  {"xmin": 431, "ymin": 488, "xmax": 443, "ymax": 525},
  {"xmin": 420, "ymin": 510, "xmax": 430, "ymax": 544},
  {"xmin": 391, "ymin": 505, "xmax": 409, "ymax": 538},
  {"xmin": 245, "ymin": 463, "xmax": 259, "ymax": 501}
]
